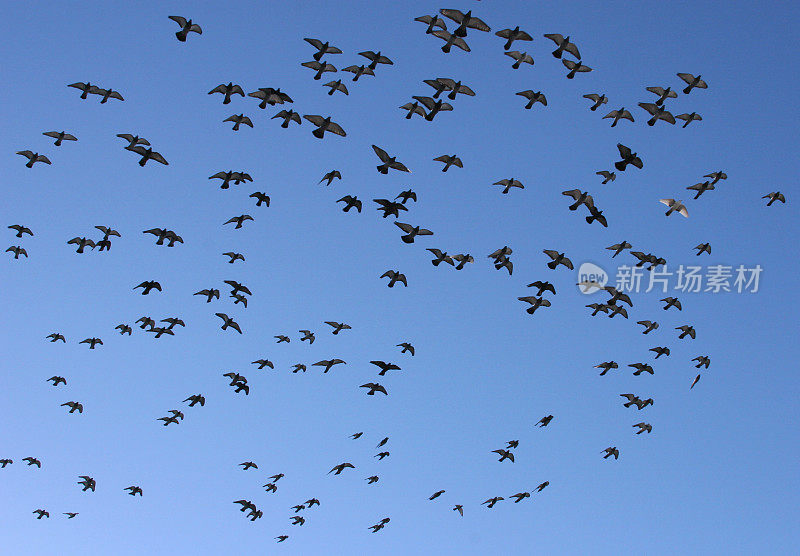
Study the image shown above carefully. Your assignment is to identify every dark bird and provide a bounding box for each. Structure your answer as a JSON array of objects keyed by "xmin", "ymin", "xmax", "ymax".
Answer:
[
  {"xmin": 116, "ymin": 324, "xmax": 132, "ymax": 335},
  {"xmin": 194, "ymin": 289, "xmax": 220, "ymax": 302},
  {"xmin": 516, "ymin": 90, "xmax": 547, "ymax": 109},
  {"xmin": 394, "ymin": 222, "xmax": 433, "ymax": 243},
  {"xmin": 544, "ymin": 33, "xmax": 581, "ymax": 58},
  {"xmin": 518, "ymin": 296, "xmax": 551, "ymax": 314},
  {"xmin": 705, "ymin": 171, "xmax": 727, "ymax": 185},
  {"xmin": 375, "ymin": 452, "xmax": 390, "ymax": 460},
  {"xmin": 304, "ymin": 37, "xmax": 342, "ymax": 61},
  {"xmin": 629, "ymin": 363, "xmax": 654, "ymax": 376},
  {"xmin": 649, "ymin": 346, "xmax": 670, "ymax": 359},
  {"xmin": 496, "ymin": 27, "xmax": 533, "ymax": 50},
  {"xmin": 639, "ymin": 102, "xmax": 676, "ymax": 126},
  {"xmin": 606, "ymin": 241, "xmax": 632, "ymax": 258},
  {"xmin": 615, "ymin": 144, "xmax": 643, "ymax": 171},
  {"xmin": 240, "ymin": 461, "xmax": 258, "ymax": 471},
  {"xmin": 369, "ymin": 518, "xmax": 390, "ymax": 532},
  {"xmin": 604, "ymin": 286, "xmax": 633, "ymax": 307},
  {"xmin": 23, "ymin": 457, "xmax": 42, "ymax": 467},
  {"xmin": 252, "ymin": 359, "xmax": 274, "ymax": 370},
  {"xmin": 414, "ymin": 14, "xmax": 447, "ymax": 34},
  {"xmin": 116, "ymin": 133, "xmax": 150, "ymax": 150},
  {"xmin": 395, "ymin": 189, "xmax": 417, "ymax": 204},
  {"xmin": 337, "ymin": 195, "xmax": 362, "ymax": 212},
  {"xmin": 583, "ymin": 93, "xmax": 608, "ymax": 111},
  {"xmin": 637, "ymin": 320, "xmax": 659, "ymax": 334},
  {"xmin": 143, "ymin": 228, "xmax": 183, "ymax": 246},
  {"xmin": 168, "ymin": 16, "xmax": 202, "ymax": 41},
  {"xmin": 342, "ymin": 65, "xmax": 375, "ymax": 81},
  {"xmin": 370, "ymin": 361, "xmax": 401, "ymax": 376},
  {"xmin": 301, "ymin": 60, "xmax": 337, "ymax": 80},
  {"xmin": 562, "ymin": 59, "xmax": 592, "ymax": 78},
  {"xmin": 492, "ymin": 449, "xmax": 515, "ymax": 463},
  {"xmin": 223, "ymin": 114, "xmax": 253, "ymax": 131},
  {"xmin": 275, "ymin": 335, "xmax": 290, "ymax": 343},
  {"xmin": 687, "ymin": 181, "xmax": 715, "ymax": 199},
  {"xmin": 603, "ymin": 107, "xmax": 634, "ymax": 127},
  {"xmin": 269, "ymin": 473, "xmax": 285, "ymax": 482},
  {"xmin": 661, "ymin": 297, "xmax": 682, "ymax": 311},
  {"xmin": 439, "ymin": 9, "xmax": 491, "ymax": 37},
  {"xmin": 158, "ymin": 415, "xmax": 180, "ymax": 426},
  {"xmin": 303, "ymin": 115, "xmax": 346, "ymax": 138},
  {"xmin": 250, "ymin": 192, "xmax": 270, "ymax": 206},
  {"xmin": 6, "ymin": 246, "xmax": 27, "ymax": 259},
  {"xmin": 215, "ymin": 313, "xmax": 242, "ymax": 334},
  {"xmin": 372, "ymin": 145, "xmax": 411, "ymax": 174},
  {"xmin": 77, "ymin": 476, "xmax": 96, "ymax": 491},
  {"xmin": 412, "ymin": 95, "xmax": 453, "ymax": 120},
  {"xmin": 562, "ymin": 189, "xmax": 594, "ymax": 211},
  {"xmin": 595, "ymin": 361, "xmax": 619, "ymax": 376},
  {"xmin": 125, "ymin": 486, "xmax": 143, "ymax": 496},
  {"xmin": 47, "ymin": 376, "xmax": 67, "ymax": 386},
  {"xmin": 676, "ymin": 112, "xmax": 703, "ymax": 127},
  {"xmin": 17, "ymin": 151, "xmax": 51, "ymax": 168},
  {"xmin": 290, "ymin": 363, "xmax": 306, "ymax": 373},
  {"xmin": 64, "ymin": 513, "xmax": 78, "ymax": 518},
  {"xmin": 694, "ymin": 243, "xmax": 711, "ymax": 256},
  {"xmin": 510, "ymin": 492, "xmax": 531, "ymax": 503},
  {"xmin": 359, "ymin": 50, "xmax": 393, "ymax": 70},
  {"xmin": 693, "ymin": 356, "xmax": 711, "ymax": 369},
  {"xmin": 299, "ymin": 330, "xmax": 315, "ymax": 344},
  {"xmin": 208, "ymin": 83, "xmax": 245, "ymax": 104},
  {"xmin": 427, "ymin": 248, "xmax": 455, "ymax": 267},
  {"xmin": 536, "ymin": 415, "xmax": 553, "ymax": 427},
  {"xmin": 133, "ymin": 280, "xmax": 161, "ymax": 295},
  {"xmin": 763, "ymin": 192, "xmax": 786, "ymax": 206},
  {"xmin": 504, "ymin": 50, "xmax": 534, "ymax": 69},
  {"xmin": 312, "ymin": 359, "xmax": 346, "ymax": 373},
  {"xmin": 453, "ymin": 505, "xmax": 464, "ymax": 516},
  {"xmin": 399, "ymin": 101, "xmax": 427, "ymax": 119},
  {"xmin": 646, "ymin": 86, "xmax": 678, "ymax": 106},
  {"xmin": 275, "ymin": 535, "xmax": 289, "ymax": 543},
  {"xmin": 374, "ymin": 199, "xmax": 408, "ymax": 218},
  {"xmin": 493, "ymin": 178, "xmax": 524, "ymax": 194},
  {"xmin": 482, "ymin": 497, "xmax": 504, "ymax": 508},
  {"xmin": 79, "ymin": 338, "xmax": 103, "ymax": 349},
  {"xmin": 8, "ymin": 224, "xmax": 34, "ymax": 238},
  {"xmin": 248, "ymin": 87, "xmax": 292, "ymax": 108},
  {"xmin": 272, "ymin": 109, "xmax": 302, "ymax": 128},
  {"xmin": 586, "ymin": 206, "xmax": 608, "ymax": 227},
  {"xmin": 320, "ymin": 170, "xmax": 342, "ymax": 186},
  {"xmin": 543, "ymin": 250, "xmax": 573, "ymax": 270},
  {"xmin": 89, "ymin": 87, "xmax": 124, "ymax": 104},
  {"xmin": 535, "ymin": 482, "xmax": 550, "ymax": 492},
  {"xmin": 586, "ymin": 303, "xmax": 610, "ymax": 316},
  {"xmin": 433, "ymin": 154, "xmax": 462, "ymax": 172},
  {"xmin": 224, "ymin": 214, "xmax": 254, "ymax": 229},
  {"xmin": 351, "ymin": 432, "xmax": 363, "ymax": 439},
  {"xmin": 130, "ymin": 146, "xmax": 168, "ymax": 166},
  {"xmin": 429, "ymin": 490, "xmax": 446, "ymax": 500},
  {"xmin": 381, "ymin": 270, "xmax": 407, "ymax": 288},
  {"xmin": 507, "ymin": 440, "xmax": 519, "ymax": 449},
  {"xmin": 47, "ymin": 333, "xmax": 66, "ymax": 343},
  {"xmin": 360, "ymin": 383, "xmax": 388, "ymax": 396},
  {"xmin": 366, "ymin": 476, "xmax": 379, "ymax": 484},
  {"xmin": 183, "ymin": 394, "xmax": 205, "ymax": 407},
  {"xmin": 43, "ymin": 131, "xmax": 77, "ymax": 146},
  {"xmin": 223, "ymin": 252, "xmax": 245, "ymax": 263},
  {"xmin": 677, "ymin": 73, "xmax": 708, "ymax": 94},
  {"xmin": 607, "ymin": 305, "xmax": 628, "ymax": 319},
  {"xmin": 397, "ymin": 342, "xmax": 415, "ymax": 355},
  {"xmin": 62, "ymin": 401, "xmax": 83, "ymax": 414},
  {"xmin": 453, "ymin": 254, "xmax": 474, "ymax": 270},
  {"xmin": 68, "ymin": 81, "xmax": 96, "ymax": 99},
  {"xmin": 323, "ymin": 79, "xmax": 348, "ymax": 96},
  {"xmin": 33, "ymin": 510, "xmax": 50, "ymax": 519},
  {"xmin": 602, "ymin": 447, "xmax": 620, "ymax": 460},
  {"xmin": 633, "ymin": 423, "xmax": 652, "ymax": 434},
  {"xmin": 329, "ymin": 462, "xmax": 355, "ymax": 475},
  {"xmin": 690, "ymin": 374, "xmax": 702, "ymax": 389},
  {"xmin": 437, "ymin": 78, "xmax": 476, "ymax": 100}
]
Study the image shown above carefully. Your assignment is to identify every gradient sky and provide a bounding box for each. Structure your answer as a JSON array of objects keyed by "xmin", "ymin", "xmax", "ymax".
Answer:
[{"xmin": 1, "ymin": 1, "xmax": 799, "ymax": 554}]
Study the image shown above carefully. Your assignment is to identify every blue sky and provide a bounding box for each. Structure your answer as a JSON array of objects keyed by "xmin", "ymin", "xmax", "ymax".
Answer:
[{"xmin": 1, "ymin": 0, "xmax": 799, "ymax": 553}]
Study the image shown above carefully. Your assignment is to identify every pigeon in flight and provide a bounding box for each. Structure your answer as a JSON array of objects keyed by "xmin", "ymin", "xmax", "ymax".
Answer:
[
  {"xmin": 661, "ymin": 297, "xmax": 682, "ymax": 311},
  {"xmin": 250, "ymin": 192, "xmax": 270, "ymax": 206},
  {"xmin": 47, "ymin": 333, "xmax": 66, "ymax": 343},
  {"xmin": 133, "ymin": 281, "xmax": 161, "ymax": 295},
  {"xmin": 395, "ymin": 190, "xmax": 417, "ymax": 204},
  {"xmin": 304, "ymin": 38, "xmax": 342, "ymax": 61},
  {"xmin": 562, "ymin": 189, "xmax": 594, "ymax": 210},
  {"xmin": 33, "ymin": 510, "xmax": 50, "ymax": 519},
  {"xmin": 323, "ymin": 79, "xmax": 348, "ymax": 96},
  {"xmin": 68, "ymin": 82, "xmax": 97, "ymax": 99},
  {"xmin": 602, "ymin": 447, "xmax": 619, "ymax": 460},
  {"xmin": 62, "ymin": 401, "xmax": 84, "ymax": 414},
  {"xmin": 543, "ymin": 250, "xmax": 573, "ymax": 270},
  {"xmin": 394, "ymin": 222, "xmax": 433, "ymax": 243},
  {"xmin": 437, "ymin": 78, "xmax": 476, "ymax": 100},
  {"xmin": 510, "ymin": 492, "xmax": 531, "ymax": 503},
  {"xmin": 412, "ymin": 95, "xmax": 453, "ymax": 120},
  {"xmin": 168, "ymin": 16, "xmax": 202, "ymax": 41},
  {"xmin": 633, "ymin": 423, "xmax": 652, "ymax": 434},
  {"xmin": 693, "ymin": 356, "xmax": 711, "ymax": 369},
  {"xmin": 603, "ymin": 107, "xmax": 634, "ymax": 127},
  {"xmin": 224, "ymin": 214, "xmax": 254, "ymax": 229},
  {"xmin": 482, "ymin": 497, "xmax": 504, "ymax": 508},
  {"xmin": 649, "ymin": 347, "xmax": 670, "ymax": 359},
  {"xmin": 536, "ymin": 415, "xmax": 553, "ymax": 427},
  {"xmin": 303, "ymin": 115, "xmax": 346, "ymax": 138},
  {"xmin": 429, "ymin": 490, "xmax": 446, "ymax": 500},
  {"xmin": 676, "ymin": 325, "xmax": 696, "ymax": 339},
  {"xmin": 492, "ymin": 449, "xmax": 515, "ymax": 463},
  {"xmin": 637, "ymin": 320, "xmax": 659, "ymax": 334},
  {"xmin": 615, "ymin": 144, "xmax": 643, "ymax": 171},
  {"xmin": 646, "ymin": 86, "xmax": 678, "ymax": 106},
  {"xmin": 312, "ymin": 359, "xmax": 346, "ymax": 373},
  {"xmin": 208, "ymin": 83, "xmax": 244, "ymax": 104},
  {"xmin": 374, "ymin": 199, "xmax": 407, "ymax": 218},
  {"xmin": 516, "ymin": 90, "xmax": 547, "ymax": 109},
  {"xmin": 117, "ymin": 133, "xmax": 150, "ymax": 150},
  {"xmin": 687, "ymin": 181, "xmax": 715, "ymax": 199},
  {"xmin": 439, "ymin": 9, "xmax": 491, "ymax": 37},
  {"xmin": 183, "ymin": 394, "xmax": 205, "ymax": 407},
  {"xmin": 272, "ymin": 109, "xmax": 302, "ymax": 128},
  {"xmin": 676, "ymin": 112, "xmax": 703, "ymax": 127},
  {"xmin": 639, "ymin": 102, "xmax": 676, "ymax": 126},
  {"xmin": 223, "ymin": 114, "xmax": 253, "ymax": 131},
  {"xmin": 360, "ymin": 383, "xmax": 388, "ymax": 396},
  {"xmin": 427, "ymin": 248, "xmax": 455, "ymax": 267},
  {"xmin": 115, "ymin": 324, "xmax": 132, "ymax": 335},
  {"xmin": 329, "ymin": 462, "xmax": 355, "ymax": 475},
  {"xmin": 130, "ymin": 146, "xmax": 168, "ymax": 166},
  {"xmin": 414, "ymin": 14, "xmax": 447, "ymax": 34},
  {"xmin": 17, "ymin": 151, "xmax": 51, "ymax": 168},
  {"xmin": 223, "ymin": 252, "xmax": 245, "ymax": 263},
  {"xmin": 77, "ymin": 476, "xmax": 96, "ymax": 491},
  {"xmin": 215, "ymin": 313, "xmax": 242, "ymax": 334},
  {"xmin": 694, "ymin": 243, "xmax": 711, "ymax": 256},
  {"xmin": 194, "ymin": 289, "xmax": 220, "ymax": 303},
  {"xmin": 43, "ymin": 131, "xmax": 77, "ymax": 146},
  {"xmin": 505, "ymin": 50, "xmax": 534, "ymax": 69},
  {"xmin": 453, "ymin": 254, "xmax": 474, "ymax": 270},
  {"xmin": 359, "ymin": 50, "xmax": 393, "ymax": 70},
  {"xmin": 342, "ymin": 64, "xmax": 375, "ymax": 81},
  {"xmin": 370, "ymin": 361, "xmax": 401, "ymax": 376},
  {"xmin": 397, "ymin": 342, "xmax": 415, "ymax": 356},
  {"xmin": 606, "ymin": 241, "xmax": 632, "ymax": 257},
  {"xmin": 629, "ymin": 363, "xmax": 654, "ymax": 376},
  {"xmin": 595, "ymin": 361, "xmax": 619, "ymax": 376},
  {"xmin": 659, "ymin": 199, "xmax": 689, "ymax": 217},
  {"xmin": 453, "ymin": 505, "xmax": 464, "ymax": 516},
  {"xmin": 380, "ymin": 270, "xmax": 407, "ymax": 287},
  {"xmin": 125, "ymin": 486, "xmax": 143, "ymax": 496},
  {"xmin": 690, "ymin": 374, "xmax": 702, "ymax": 390},
  {"xmin": 90, "ymin": 87, "xmax": 124, "ymax": 104},
  {"xmin": 301, "ymin": 60, "xmax": 337, "ymax": 80},
  {"xmin": 399, "ymin": 101, "xmax": 427, "ymax": 119},
  {"xmin": 562, "ymin": 59, "xmax": 592, "ymax": 78},
  {"xmin": 433, "ymin": 154, "xmax": 462, "ymax": 172},
  {"xmin": 677, "ymin": 73, "xmax": 708, "ymax": 94},
  {"xmin": 252, "ymin": 359, "xmax": 274, "ymax": 370},
  {"xmin": 544, "ymin": 34, "xmax": 581, "ymax": 59},
  {"xmin": 80, "ymin": 338, "xmax": 103, "ymax": 349},
  {"xmin": 763, "ymin": 192, "xmax": 785, "ymax": 206},
  {"xmin": 372, "ymin": 145, "xmax": 411, "ymax": 174},
  {"xmin": 337, "ymin": 196, "xmax": 362, "ymax": 213},
  {"xmin": 496, "ymin": 27, "xmax": 533, "ymax": 50},
  {"xmin": 23, "ymin": 457, "xmax": 42, "ymax": 467},
  {"xmin": 583, "ymin": 93, "xmax": 607, "ymax": 111},
  {"xmin": 493, "ymin": 178, "xmax": 524, "ymax": 194},
  {"xmin": 248, "ymin": 87, "xmax": 292, "ymax": 108},
  {"xmin": 47, "ymin": 376, "xmax": 67, "ymax": 386},
  {"xmin": 518, "ymin": 296, "xmax": 551, "ymax": 314},
  {"xmin": 6, "ymin": 246, "xmax": 27, "ymax": 259}
]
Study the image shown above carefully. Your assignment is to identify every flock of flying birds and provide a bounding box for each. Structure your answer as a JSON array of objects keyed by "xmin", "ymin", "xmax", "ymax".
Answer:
[{"xmin": 4, "ymin": 6, "xmax": 787, "ymax": 545}]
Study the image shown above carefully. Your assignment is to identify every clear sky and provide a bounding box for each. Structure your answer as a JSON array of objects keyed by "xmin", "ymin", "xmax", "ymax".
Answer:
[{"xmin": 1, "ymin": 0, "xmax": 799, "ymax": 554}]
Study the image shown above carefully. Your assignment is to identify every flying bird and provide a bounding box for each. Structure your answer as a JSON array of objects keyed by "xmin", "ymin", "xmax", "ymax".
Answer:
[
  {"xmin": 516, "ymin": 90, "xmax": 547, "ymax": 109},
  {"xmin": 304, "ymin": 38, "xmax": 342, "ymax": 61},
  {"xmin": 412, "ymin": 95, "xmax": 453, "ymax": 120},
  {"xmin": 6, "ymin": 246, "xmax": 27, "ymax": 259},
  {"xmin": 536, "ymin": 415, "xmax": 553, "ymax": 427},
  {"xmin": 493, "ymin": 178, "xmax": 524, "ymax": 194},
  {"xmin": 323, "ymin": 79, "xmax": 348, "ymax": 96},
  {"xmin": 677, "ymin": 73, "xmax": 708, "ymax": 94},
  {"xmin": 61, "ymin": 401, "xmax": 84, "ymax": 414},
  {"xmin": 223, "ymin": 252, "xmax": 245, "ymax": 263},
  {"xmin": 659, "ymin": 199, "xmax": 689, "ymax": 217},
  {"xmin": 633, "ymin": 423, "xmax": 652, "ymax": 434},
  {"xmin": 414, "ymin": 14, "xmax": 447, "ymax": 34},
  {"xmin": 342, "ymin": 64, "xmax": 375, "ymax": 81},
  {"xmin": 301, "ymin": 60, "xmax": 337, "ymax": 80},
  {"xmin": 89, "ymin": 87, "xmax": 124, "ymax": 104},
  {"xmin": 372, "ymin": 145, "xmax": 411, "ymax": 174},
  {"xmin": 687, "ymin": 181, "xmax": 715, "ymax": 199},
  {"xmin": 639, "ymin": 102, "xmax": 676, "ymax": 126},
  {"xmin": 543, "ymin": 250, "xmax": 573, "ymax": 270},
  {"xmin": 47, "ymin": 376, "xmax": 67, "ymax": 386},
  {"xmin": 360, "ymin": 382, "xmax": 388, "ymax": 395},
  {"xmin": 518, "ymin": 296, "xmax": 551, "ymax": 314},
  {"xmin": 646, "ymin": 86, "xmax": 678, "ymax": 106},
  {"xmin": 602, "ymin": 447, "xmax": 620, "ymax": 460},
  {"xmin": 603, "ymin": 107, "xmax": 634, "ymax": 127},
  {"xmin": 583, "ymin": 93, "xmax": 607, "ymax": 111},
  {"xmin": 43, "ymin": 131, "xmax": 77, "ymax": 146},
  {"xmin": 250, "ymin": 192, "xmax": 270, "ymax": 206},
  {"xmin": 133, "ymin": 281, "xmax": 161, "ymax": 295},
  {"xmin": 439, "ymin": 9, "xmax": 491, "ymax": 37},
  {"xmin": 505, "ymin": 50, "xmax": 534, "ymax": 69},
  {"xmin": 397, "ymin": 342, "xmax": 415, "ymax": 355},
  {"xmin": 168, "ymin": 16, "xmax": 202, "ymax": 41},
  {"xmin": 194, "ymin": 289, "xmax": 220, "ymax": 302},
  {"xmin": 129, "ymin": 146, "xmax": 168, "ymax": 166},
  {"xmin": 763, "ymin": 192, "xmax": 785, "ymax": 206},
  {"xmin": 544, "ymin": 33, "xmax": 581, "ymax": 58},
  {"xmin": 312, "ymin": 359, "xmax": 346, "ymax": 373},
  {"xmin": 615, "ymin": 144, "xmax": 643, "ymax": 171},
  {"xmin": 606, "ymin": 241, "xmax": 632, "ymax": 257},
  {"xmin": 303, "ymin": 115, "xmax": 346, "ymax": 138},
  {"xmin": 496, "ymin": 27, "xmax": 533, "ymax": 50},
  {"xmin": 208, "ymin": 83, "xmax": 245, "ymax": 104},
  {"xmin": 248, "ymin": 87, "xmax": 292, "ymax": 108},
  {"xmin": 17, "ymin": 151, "xmax": 51, "ymax": 168},
  {"xmin": 562, "ymin": 59, "xmax": 592, "ymax": 78},
  {"xmin": 272, "ymin": 109, "xmax": 302, "ymax": 128},
  {"xmin": 223, "ymin": 114, "xmax": 253, "ymax": 131},
  {"xmin": 370, "ymin": 361, "xmax": 401, "ymax": 375},
  {"xmin": 394, "ymin": 222, "xmax": 433, "ymax": 243},
  {"xmin": 329, "ymin": 462, "xmax": 355, "ymax": 475},
  {"xmin": 215, "ymin": 313, "xmax": 242, "ymax": 334},
  {"xmin": 336, "ymin": 195, "xmax": 362, "ymax": 212},
  {"xmin": 676, "ymin": 112, "xmax": 702, "ymax": 127},
  {"xmin": 224, "ymin": 215, "xmax": 254, "ymax": 229}
]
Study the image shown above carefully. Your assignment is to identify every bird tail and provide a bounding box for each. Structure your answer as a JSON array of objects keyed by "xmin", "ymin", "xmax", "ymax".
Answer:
[
  {"xmin": 176, "ymin": 31, "xmax": 187, "ymax": 41},
  {"xmin": 614, "ymin": 161, "xmax": 626, "ymax": 171},
  {"xmin": 547, "ymin": 261, "xmax": 558, "ymax": 270},
  {"xmin": 312, "ymin": 128, "xmax": 325, "ymax": 139},
  {"xmin": 683, "ymin": 85, "xmax": 692, "ymax": 94}
]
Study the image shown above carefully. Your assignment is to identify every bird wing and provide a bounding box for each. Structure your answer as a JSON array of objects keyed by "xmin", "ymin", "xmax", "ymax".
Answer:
[
  {"xmin": 639, "ymin": 102, "xmax": 659, "ymax": 115},
  {"xmin": 372, "ymin": 145, "xmax": 390, "ymax": 162},
  {"xmin": 168, "ymin": 15, "xmax": 187, "ymax": 27}
]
